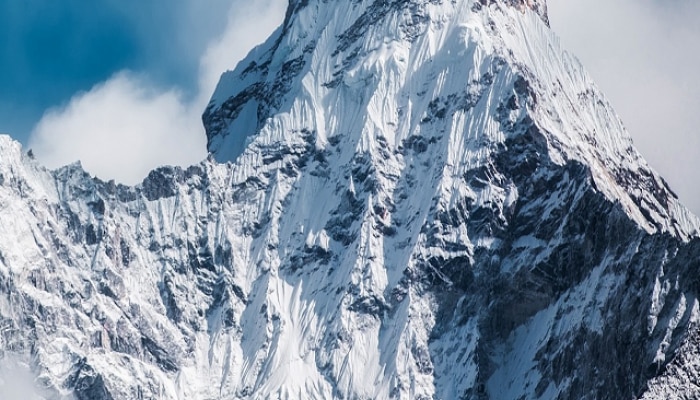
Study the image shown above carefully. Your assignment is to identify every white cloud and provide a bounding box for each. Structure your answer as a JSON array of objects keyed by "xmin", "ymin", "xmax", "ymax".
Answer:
[
  {"xmin": 548, "ymin": 0, "xmax": 700, "ymax": 215},
  {"xmin": 28, "ymin": 0, "xmax": 287, "ymax": 185},
  {"xmin": 29, "ymin": 72, "xmax": 205, "ymax": 184}
]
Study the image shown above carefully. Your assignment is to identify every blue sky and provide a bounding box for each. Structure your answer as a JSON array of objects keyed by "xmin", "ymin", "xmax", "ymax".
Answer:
[{"xmin": 0, "ymin": 0, "xmax": 232, "ymax": 141}]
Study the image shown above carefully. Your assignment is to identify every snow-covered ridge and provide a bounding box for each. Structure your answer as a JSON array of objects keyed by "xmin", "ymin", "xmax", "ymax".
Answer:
[
  {"xmin": 204, "ymin": 0, "xmax": 695, "ymax": 235},
  {"xmin": 1, "ymin": 0, "xmax": 700, "ymax": 399}
]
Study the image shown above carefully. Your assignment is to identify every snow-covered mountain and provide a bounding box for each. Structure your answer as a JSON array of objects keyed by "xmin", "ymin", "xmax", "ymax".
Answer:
[{"xmin": 2, "ymin": 0, "xmax": 700, "ymax": 398}]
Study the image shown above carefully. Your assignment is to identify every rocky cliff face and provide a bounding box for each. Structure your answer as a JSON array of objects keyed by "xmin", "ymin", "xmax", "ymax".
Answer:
[{"xmin": 2, "ymin": 0, "xmax": 700, "ymax": 399}]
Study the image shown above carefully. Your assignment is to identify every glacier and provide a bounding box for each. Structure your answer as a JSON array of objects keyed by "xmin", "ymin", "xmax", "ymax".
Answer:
[{"xmin": 1, "ymin": 0, "xmax": 700, "ymax": 399}]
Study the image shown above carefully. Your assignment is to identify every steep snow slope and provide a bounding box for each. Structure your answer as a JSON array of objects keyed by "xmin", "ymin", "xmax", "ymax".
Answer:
[{"xmin": 2, "ymin": 0, "xmax": 700, "ymax": 399}]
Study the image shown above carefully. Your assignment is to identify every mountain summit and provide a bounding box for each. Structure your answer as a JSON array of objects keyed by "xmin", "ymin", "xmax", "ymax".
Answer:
[{"xmin": 1, "ymin": 0, "xmax": 700, "ymax": 399}]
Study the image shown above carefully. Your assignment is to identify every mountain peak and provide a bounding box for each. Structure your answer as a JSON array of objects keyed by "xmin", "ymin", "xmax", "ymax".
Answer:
[{"xmin": 203, "ymin": 0, "xmax": 554, "ymax": 162}]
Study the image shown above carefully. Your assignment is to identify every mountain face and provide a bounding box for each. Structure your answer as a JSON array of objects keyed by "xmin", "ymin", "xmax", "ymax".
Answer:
[{"xmin": 2, "ymin": 0, "xmax": 700, "ymax": 399}]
